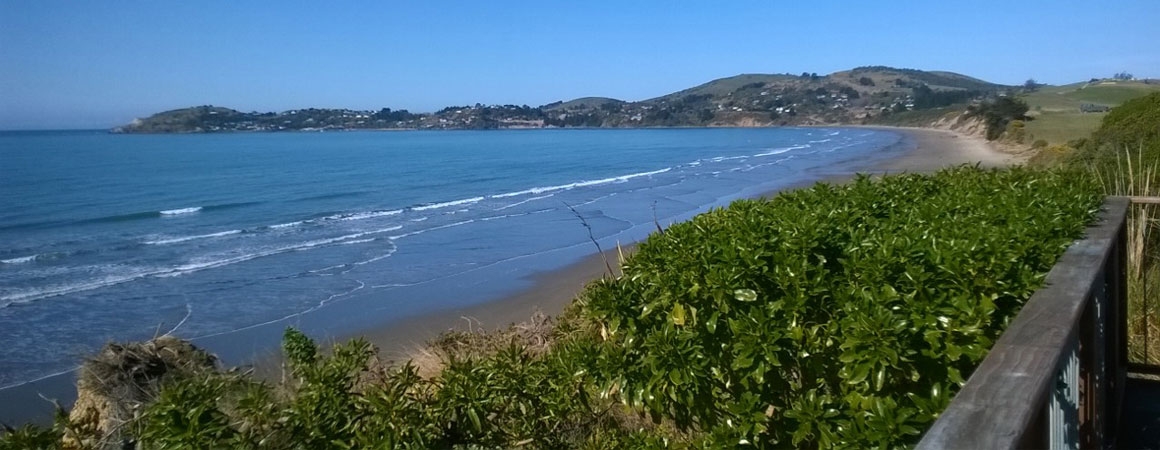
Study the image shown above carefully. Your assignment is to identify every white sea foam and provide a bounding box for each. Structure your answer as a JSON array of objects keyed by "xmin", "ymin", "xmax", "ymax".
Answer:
[
  {"xmin": 353, "ymin": 245, "xmax": 398, "ymax": 266},
  {"xmin": 0, "ymin": 225, "xmax": 406, "ymax": 306},
  {"xmin": 325, "ymin": 209, "xmax": 402, "ymax": 222},
  {"xmin": 160, "ymin": 207, "xmax": 202, "ymax": 216},
  {"xmin": 145, "ymin": 229, "xmax": 242, "ymax": 245},
  {"xmin": 413, "ymin": 197, "xmax": 484, "ymax": 211},
  {"xmin": 707, "ymin": 155, "xmax": 748, "ymax": 163},
  {"xmin": 389, "ymin": 220, "xmax": 474, "ymax": 240},
  {"xmin": 340, "ymin": 238, "xmax": 376, "ymax": 245},
  {"xmin": 269, "ymin": 220, "xmax": 305, "ymax": 229},
  {"xmin": 2, "ymin": 271, "xmax": 151, "ymax": 307},
  {"xmin": 740, "ymin": 156, "xmax": 795, "ymax": 172},
  {"xmin": 481, "ymin": 213, "xmax": 523, "ymax": 222},
  {"xmin": 491, "ymin": 168, "xmax": 671, "ymax": 199},
  {"xmin": 157, "ymin": 226, "xmax": 402, "ymax": 277},
  {"xmin": 1, "ymin": 255, "xmax": 37, "ymax": 264},
  {"xmin": 753, "ymin": 144, "xmax": 809, "ymax": 157},
  {"xmin": 496, "ymin": 194, "xmax": 554, "ymax": 211}
]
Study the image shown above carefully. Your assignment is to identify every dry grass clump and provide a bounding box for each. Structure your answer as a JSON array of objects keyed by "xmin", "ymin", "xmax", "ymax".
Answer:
[
  {"xmin": 409, "ymin": 311, "xmax": 556, "ymax": 379},
  {"xmin": 1094, "ymin": 148, "xmax": 1160, "ymax": 364},
  {"xmin": 64, "ymin": 336, "xmax": 217, "ymax": 449}
]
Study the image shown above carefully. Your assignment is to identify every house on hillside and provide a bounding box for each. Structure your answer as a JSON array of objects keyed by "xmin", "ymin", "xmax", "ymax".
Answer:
[{"xmin": 1080, "ymin": 103, "xmax": 1110, "ymax": 113}]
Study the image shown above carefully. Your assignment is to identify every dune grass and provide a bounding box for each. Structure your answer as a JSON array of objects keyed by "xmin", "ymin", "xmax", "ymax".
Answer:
[{"xmin": 1093, "ymin": 149, "xmax": 1160, "ymax": 364}]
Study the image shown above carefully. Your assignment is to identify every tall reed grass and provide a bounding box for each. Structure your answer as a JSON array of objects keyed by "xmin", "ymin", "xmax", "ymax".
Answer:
[{"xmin": 1094, "ymin": 147, "xmax": 1160, "ymax": 364}]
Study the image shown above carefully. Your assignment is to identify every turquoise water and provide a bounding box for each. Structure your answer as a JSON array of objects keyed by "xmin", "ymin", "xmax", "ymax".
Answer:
[{"xmin": 0, "ymin": 127, "xmax": 904, "ymax": 389}]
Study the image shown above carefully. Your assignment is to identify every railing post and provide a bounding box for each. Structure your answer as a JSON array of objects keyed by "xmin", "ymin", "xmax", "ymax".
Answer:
[{"xmin": 1109, "ymin": 202, "xmax": 1129, "ymax": 444}]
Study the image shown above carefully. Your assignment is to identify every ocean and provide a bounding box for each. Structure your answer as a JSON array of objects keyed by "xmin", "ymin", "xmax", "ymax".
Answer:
[{"xmin": 0, "ymin": 127, "xmax": 905, "ymax": 392}]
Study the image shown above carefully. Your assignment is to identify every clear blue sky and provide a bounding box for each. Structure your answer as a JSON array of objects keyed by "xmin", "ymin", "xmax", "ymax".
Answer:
[{"xmin": 2, "ymin": 1, "xmax": 1158, "ymax": 129}]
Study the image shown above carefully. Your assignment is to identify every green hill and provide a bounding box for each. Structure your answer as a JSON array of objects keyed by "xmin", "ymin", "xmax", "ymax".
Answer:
[
  {"xmin": 114, "ymin": 106, "xmax": 249, "ymax": 133},
  {"xmin": 841, "ymin": 67, "xmax": 1005, "ymax": 91},
  {"xmin": 646, "ymin": 73, "xmax": 799, "ymax": 103},
  {"xmin": 1022, "ymin": 79, "xmax": 1160, "ymax": 144},
  {"xmin": 542, "ymin": 97, "xmax": 624, "ymax": 111},
  {"xmin": 548, "ymin": 67, "xmax": 1011, "ymax": 127}
]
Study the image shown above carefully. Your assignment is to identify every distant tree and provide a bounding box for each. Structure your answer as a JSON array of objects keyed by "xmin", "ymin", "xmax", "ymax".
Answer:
[
  {"xmin": 800, "ymin": 72, "xmax": 811, "ymax": 78},
  {"xmin": 857, "ymin": 76, "xmax": 875, "ymax": 86},
  {"xmin": 1114, "ymin": 72, "xmax": 1134, "ymax": 81},
  {"xmin": 966, "ymin": 97, "xmax": 1031, "ymax": 140},
  {"xmin": 698, "ymin": 109, "xmax": 715, "ymax": 123},
  {"xmin": 1023, "ymin": 78, "xmax": 1041, "ymax": 92}
]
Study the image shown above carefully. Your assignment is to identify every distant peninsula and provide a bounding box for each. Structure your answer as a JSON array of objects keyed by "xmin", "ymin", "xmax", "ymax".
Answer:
[{"xmin": 112, "ymin": 67, "xmax": 1010, "ymax": 133}]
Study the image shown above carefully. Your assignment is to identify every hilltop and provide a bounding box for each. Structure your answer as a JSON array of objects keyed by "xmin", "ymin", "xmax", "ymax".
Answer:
[
  {"xmin": 114, "ymin": 66, "xmax": 1013, "ymax": 133},
  {"xmin": 1020, "ymin": 78, "xmax": 1160, "ymax": 144}
]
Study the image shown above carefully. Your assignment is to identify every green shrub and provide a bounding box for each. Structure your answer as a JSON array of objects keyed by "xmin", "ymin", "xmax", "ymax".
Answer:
[
  {"xmin": 0, "ymin": 424, "xmax": 62, "ymax": 450},
  {"xmin": 1070, "ymin": 93, "xmax": 1160, "ymax": 188},
  {"xmin": 1006, "ymin": 119, "xmax": 1027, "ymax": 143},
  {"xmin": 1091, "ymin": 92, "xmax": 1160, "ymax": 153},
  {"xmin": 579, "ymin": 166, "xmax": 1102, "ymax": 447}
]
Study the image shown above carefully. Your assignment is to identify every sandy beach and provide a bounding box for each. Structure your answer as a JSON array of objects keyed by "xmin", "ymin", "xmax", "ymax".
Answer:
[
  {"xmin": 0, "ymin": 126, "xmax": 1024, "ymax": 425},
  {"xmin": 341, "ymin": 126, "xmax": 1024, "ymax": 364}
]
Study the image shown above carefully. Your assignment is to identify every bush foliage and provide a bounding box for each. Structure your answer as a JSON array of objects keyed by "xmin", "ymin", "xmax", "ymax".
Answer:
[
  {"xmin": 2, "ymin": 167, "xmax": 1103, "ymax": 449},
  {"xmin": 580, "ymin": 166, "xmax": 1101, "ymax": 447},
  {"xmin": 1069, "ymin": 92, "xmax": 1160, "ymax": 181}
]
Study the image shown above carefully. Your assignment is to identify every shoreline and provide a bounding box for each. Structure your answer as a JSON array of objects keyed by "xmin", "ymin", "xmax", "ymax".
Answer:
[
  {"xmin": 336, "ymin": 126, "xmax": 1024, "ymax": 366},
  {"xmin": 0, "ymin": 126, "xmax": 1023, "ymax": 425}
]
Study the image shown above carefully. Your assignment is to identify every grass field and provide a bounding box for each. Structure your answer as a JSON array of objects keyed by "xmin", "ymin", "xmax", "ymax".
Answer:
[{"xmin": 1023, "ymin": 80, "xmax": 1160, "ymax": 144}]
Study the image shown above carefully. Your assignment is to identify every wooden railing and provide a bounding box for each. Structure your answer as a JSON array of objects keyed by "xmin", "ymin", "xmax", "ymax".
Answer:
[{"xmin": 918, "ymin": 197, "xmax": 1130, "ymax": 449}]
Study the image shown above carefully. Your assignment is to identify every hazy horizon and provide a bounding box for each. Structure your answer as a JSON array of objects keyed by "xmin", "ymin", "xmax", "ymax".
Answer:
[{"xmin": 2, "ymin": 1, "xmax": 1158, "ymax": 130}]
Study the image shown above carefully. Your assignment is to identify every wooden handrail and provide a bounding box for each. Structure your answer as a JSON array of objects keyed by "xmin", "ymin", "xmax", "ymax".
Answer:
[
  {"xmin": 917, "ymin": 197, "xmax": 1129, "ymax": 449},
  {"xmin": 1128, "ymin": 196, "xmax": 1160, "ymax": 205}
]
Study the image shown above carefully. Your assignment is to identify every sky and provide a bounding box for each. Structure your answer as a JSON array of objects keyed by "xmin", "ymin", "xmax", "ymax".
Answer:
[{"xmin": 2, "ymin": 1, "xmax": 1158, "ymax": 129}]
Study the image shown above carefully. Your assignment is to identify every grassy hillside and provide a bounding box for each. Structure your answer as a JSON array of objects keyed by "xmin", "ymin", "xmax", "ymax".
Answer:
[
  {"xmin": 551, "ymin": 67, "xmax": 1011, "ymax": 128},
  {"xmin": 646, "ymin": 73, "xmax": 799, "ymax": 103},
  {"xmin": 543, "ymin": 97, "xmax": 625, "ymax": 111},
  {"xmin": 838, "ymin": 67, "xmax": 1004, "ymax": 91},
  {"xmin": 115, "ymin": 106, "xmax": 247, "ymax": 133},
  {"xmin": 1022, "ymin": 80, "xmax": 1160, "ymax": 144}
]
